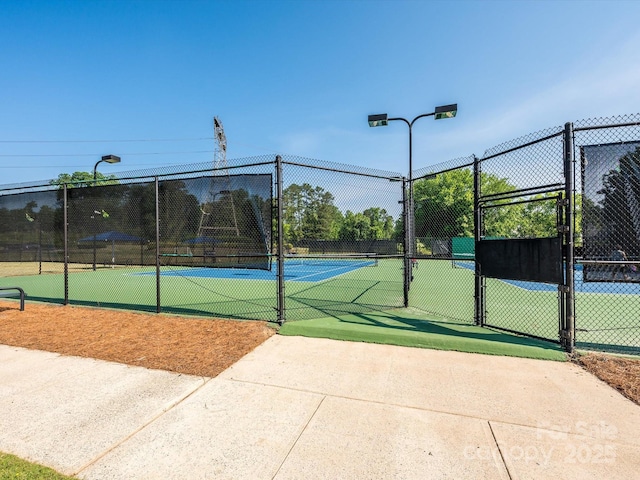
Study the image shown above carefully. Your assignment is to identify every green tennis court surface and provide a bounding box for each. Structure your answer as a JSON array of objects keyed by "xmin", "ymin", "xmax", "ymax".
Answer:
[
  {"xmin": 0, "ymin": 259, "xmax": 404, "ymax": 323},
  {"xmin": 0, "ymin": 258, "xmax": 637, "ymax": 357},
  {"xmin": 138, "ymin": 256, "xmax": 379, "ymax": 282},
  {"xmin": 278, "ymin": 309, "xmax": 566, "ymax": 360}
]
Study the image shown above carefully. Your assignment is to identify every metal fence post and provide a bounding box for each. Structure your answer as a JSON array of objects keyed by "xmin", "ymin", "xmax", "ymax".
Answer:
[
  {"xmin": 402, "ymin": 177, "xmax": 409, "ymax": 307},
  {"xmin": 63, "ymin": 183, "xmax": 69, "ymax": 305},
  {"xmin": 563, "ymin": 122, "xmax": 575, "ymax": 352},
  {"xmin": 473, "ymin": 155, "xmax": 484, "ymax": 326},
  {"xmin": 276, "ymin": 155, "xmax": 286, "ymax": 324},
  {"xmin": 155, "ymin": 176, "xmax": 161, "ymax": 314}
]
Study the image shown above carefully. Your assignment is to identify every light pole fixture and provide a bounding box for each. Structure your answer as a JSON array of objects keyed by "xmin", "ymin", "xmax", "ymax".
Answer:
[
  {"xmin": 367, "ymin": 114, "xmax": 389, "ymax": 127},
  {"xmin": 367, "ymin": 102, "xmax": 457, "ymax": 205},
  {"xmin": 92, "ymin": 154, "xmax": 120, "ymax": 270},
  {"xmin": 93, "ymin": 154, "xmax": 121, "ymax": 183},
  {"xmin": 367, "ymin": 103, "xmax": 457, "ymax": 295}
]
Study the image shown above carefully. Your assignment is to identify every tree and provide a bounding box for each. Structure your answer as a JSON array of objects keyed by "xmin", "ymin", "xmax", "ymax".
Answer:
[
  {"xmin": 362, "ymin": 207, "xmax": 395, "ymax": 239},
  {"xmin": 593, "ymin": 147, "xmax": 640, "ymax": 256},
  {"xmin": 51, "ymin": 171, "xmax": 118, "ymax": 188},
  {"xmin": 412, "ymin": 169, "xmax": 574, "ymax": 241},
  {"xmin": 338, "ymin": 211, "xmax": 371, "ymax": 241},
  {"xmin": 282, "ymin": 183, "xmax": 342, "ymax": 242},
  {"xmin": 157, "ymin": 179, "xmax": 201, "ymax": 244},
  {"xmin": 413, "ymin": 169, "xmax": 477, "ymax": 239},
  {"xmin": 333, "ymin": 208, "xmax": 395, "ymax": 241}
]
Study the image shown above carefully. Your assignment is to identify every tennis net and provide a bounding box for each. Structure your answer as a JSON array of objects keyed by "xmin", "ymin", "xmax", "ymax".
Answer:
[{"xmin": 284, "ymin": 253, "xmax": 379, "ymax": 268}]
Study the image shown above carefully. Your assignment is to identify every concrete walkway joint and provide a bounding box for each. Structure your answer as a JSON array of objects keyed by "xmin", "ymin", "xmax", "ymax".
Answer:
[{"xmin": 0, "ymin": 336, "xmax": 639, "ymax": 479}]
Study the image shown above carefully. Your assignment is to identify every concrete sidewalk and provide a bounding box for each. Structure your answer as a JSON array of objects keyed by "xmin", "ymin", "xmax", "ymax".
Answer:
[{"xmin": 1, "ymin": 336, "xmax": 639, "ymax": 479}]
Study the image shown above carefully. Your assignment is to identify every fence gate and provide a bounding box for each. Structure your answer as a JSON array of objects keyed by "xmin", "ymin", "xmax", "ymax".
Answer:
[{"xmin": 474, "ymin": 125, "xmax": 573, "ymax": 347}]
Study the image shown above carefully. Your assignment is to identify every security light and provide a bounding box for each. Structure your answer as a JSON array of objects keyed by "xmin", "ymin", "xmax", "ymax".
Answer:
[
  {"xmin": 434, "ymin": 104, "xmax": 457, "ymax": 120},
  {"xmin": 368, "ymin": 113, "xmax": 389, "ymax": 127}
]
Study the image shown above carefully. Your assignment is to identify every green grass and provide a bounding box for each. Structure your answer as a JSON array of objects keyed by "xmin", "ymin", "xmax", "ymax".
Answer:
[{"xmin": 0, "ymin": 452, "xmax": 75, "ymax": 480}]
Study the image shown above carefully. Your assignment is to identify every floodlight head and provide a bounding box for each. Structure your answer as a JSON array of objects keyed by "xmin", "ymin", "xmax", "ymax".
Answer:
[
  {"xmin": 434, "ymin": 104, "xmax": 457, "ymax": 120},
  {"xmin": 101, "ymin": 154, "xmax": 121, "ymax": 164},
  {"xmin": 368, "ymin": 113, "xmax": 388, "ymax": 127}
]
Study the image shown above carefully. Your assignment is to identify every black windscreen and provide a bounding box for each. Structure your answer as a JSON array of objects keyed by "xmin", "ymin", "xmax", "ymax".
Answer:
[{"xmin": 476, "ymin": 237, "xmax": 562, "ymax": 284}]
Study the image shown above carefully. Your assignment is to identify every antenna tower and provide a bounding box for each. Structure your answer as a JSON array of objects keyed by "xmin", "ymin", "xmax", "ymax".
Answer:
[
  {"xmin": 213, "ymin": 116, "xmax": 228, "ymax": 172},
  {"xmin": 197, "ymin": 116, "xmax": 240, "ymax": 241}
]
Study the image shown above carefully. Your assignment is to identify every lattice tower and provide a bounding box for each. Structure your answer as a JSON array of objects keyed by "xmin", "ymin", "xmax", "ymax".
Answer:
[{"xmin": 197, "ymin": 116, "xmax": 240, "ymax": 239}]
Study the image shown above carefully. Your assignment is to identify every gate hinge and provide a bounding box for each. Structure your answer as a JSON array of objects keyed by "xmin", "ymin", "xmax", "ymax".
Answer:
[
  {"xmin": 557, "ymin": 198, "xmax": 570, "ymax": 207},
  {"xmin": 557, "ymin": 225, "xmax": 570, "ymax": 233},
  {"xmin": 558, "ymin": 285, "xmax": 570, "ymax": 293}
]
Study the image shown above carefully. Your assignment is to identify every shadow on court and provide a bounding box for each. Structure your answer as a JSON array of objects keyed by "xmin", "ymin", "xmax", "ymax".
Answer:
[{"xmin": 279, "ymin": 299, "xmax": 566, "ymax": 361}]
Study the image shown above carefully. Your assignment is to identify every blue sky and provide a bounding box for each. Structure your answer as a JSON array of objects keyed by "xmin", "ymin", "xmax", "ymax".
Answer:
[{"xmin": 1, "ymin": 0, "xmax": 640, "ymax": 185}]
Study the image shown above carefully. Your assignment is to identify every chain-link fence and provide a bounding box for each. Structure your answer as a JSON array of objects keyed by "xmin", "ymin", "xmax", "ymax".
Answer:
[
  {"xmin": 574, "ymin": 114, "xmax": 640, "ymax": 354},
  {"xmin": 0, "ymin": 155, "xmax": 404, "ymax": 323},
  {"xmin": 407, "ymin": 115, "xmax": 640, "ymax": 354},
  {"xmin": 410, "ymin": 157, "xmax": 476, "ymax": 324},
  {"xmin": 477, "ymin": 126, "xmax": 567, "ymax": 344},
  {"xmin": 279, "ymin": 155, "xmax": 405, "ymax": 320},
  {"xmin": 2, "ymin": 114, "xmax": 639, "ymax": 354}
]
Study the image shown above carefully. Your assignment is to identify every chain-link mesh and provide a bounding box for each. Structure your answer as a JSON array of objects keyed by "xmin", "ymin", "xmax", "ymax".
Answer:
[
  {"xmin": 574, "ymin": 114, "xmax": 640, "ymax": 354},
  {"xmin": 2, "ymin": 116, "xmax": 640, "ymax": 353},
  {"xmin": 64, "ymin": 179, "xmax": 156, "ymax": 310},
  {"xmin": 478, "ymin": 130, "xmax": 565, "ymax": 341},
  {"xmin": 280, "ymin": 155, "xmax": 404, "ymax": 320},
  {"xmin": 409, "ymin": 157, "xmax": 476, "ymax": 323},
  {"xmin": 0, "ymin": 188, "xmax": 65, "ymax": 304},
  {"xmin": 0, "ymin": 155, "xmax": 405, "ymax": 322}
]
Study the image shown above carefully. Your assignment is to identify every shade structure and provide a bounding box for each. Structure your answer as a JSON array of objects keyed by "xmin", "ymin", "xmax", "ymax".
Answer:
[
  {"xmin": 78, "ymin": 231, "xmax": 144, "ymax": 243},
  {"xmin": 78, "ymin": 231, "xmax": 146, "ymax": 267},
  {"xmin": 183, "ymin": 236, "xmax": 222, "ymax": 245}
]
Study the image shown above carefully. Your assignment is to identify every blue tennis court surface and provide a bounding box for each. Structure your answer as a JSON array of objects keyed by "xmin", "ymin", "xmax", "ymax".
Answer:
[
  {"xmin": 455, "ymin": 261, "xmax": 640, "ymax": 294},
  {"xmin": 138, "ymin": 259, "xmax": 377, "ymax": 282}
]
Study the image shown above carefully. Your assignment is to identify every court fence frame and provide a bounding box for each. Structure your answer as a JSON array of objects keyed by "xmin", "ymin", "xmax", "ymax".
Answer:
[
  {"xmin": 410, "ymin": 113, "xmax": 640, "ymax": 355},
  {"xmin": 1, "ymin": 114, "xmax": 640, "ymax": 354},
  {"xmin": 0, "ymin": 154, "xmax": 406, "ymax": 326}
]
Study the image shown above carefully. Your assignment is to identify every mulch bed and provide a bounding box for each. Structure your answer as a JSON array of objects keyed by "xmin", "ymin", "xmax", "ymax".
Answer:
[
  {"xmin": 574, "ymin": 353, "xmax": 640, "ymax": 406},
  {"xmin": 0, "ymin": 301, "xmax": 274, "ymax": 378}
]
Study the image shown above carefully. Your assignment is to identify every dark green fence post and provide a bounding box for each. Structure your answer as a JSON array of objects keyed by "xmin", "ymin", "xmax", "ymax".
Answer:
[{"xmin": 402, "ymin": 177, "xmax": 409, "ymax": 307}]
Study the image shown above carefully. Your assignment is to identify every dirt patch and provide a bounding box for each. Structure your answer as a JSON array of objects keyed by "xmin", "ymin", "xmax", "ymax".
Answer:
[
  {"xmin": 575, "ymin": 353, "xmax": 640, "ymax": 406},
  {"xmin": 0, "ymin": 301, "xmax": 275, "ymax": 378}
]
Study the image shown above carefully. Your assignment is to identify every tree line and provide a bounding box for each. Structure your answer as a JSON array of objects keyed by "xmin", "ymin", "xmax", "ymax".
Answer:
[
  {"xmin": 281, "ymin": 183, "xmax": 396, "ymax": 244},
  {"xmin": 282, "ymin": 172, "xmax": 580, "ymax": 246}
]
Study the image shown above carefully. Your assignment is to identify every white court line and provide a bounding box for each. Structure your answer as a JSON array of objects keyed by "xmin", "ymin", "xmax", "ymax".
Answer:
[{"xmin": 288, "ymin": 263, "xmax": 372, "ymax": 282}]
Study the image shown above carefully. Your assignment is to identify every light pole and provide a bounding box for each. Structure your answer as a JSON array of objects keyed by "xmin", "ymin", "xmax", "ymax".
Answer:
[
  {"xmin": 92, "ymin": 155, "xmax": 121, "ymax": 270},
  {"xmin": 93, "ymin": 154, "xmax": 121, "ymax": 184},
  {"xmin": 368, "ymin": 104, "xmax": 457, "ymax": 255}
]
